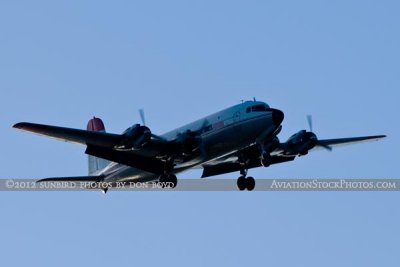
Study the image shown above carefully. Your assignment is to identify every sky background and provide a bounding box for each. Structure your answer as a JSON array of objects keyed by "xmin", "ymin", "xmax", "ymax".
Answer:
[{"xmin": 0, "ymin": 0, "xmax": 399, "ymax": 266}]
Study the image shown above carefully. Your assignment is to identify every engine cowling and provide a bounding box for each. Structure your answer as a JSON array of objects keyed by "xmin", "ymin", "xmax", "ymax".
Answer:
[
  {"xmin": 287, "ymin": 130, "xmax": 317, "ymax": 155},
  {"xmin": 262, "ymin": 136, "xmax": 280, "ymax": 152},
  {"xmin": 176, "ymin": 130, "xmax": 201, "ymax": 156},
  {"xmin": 115, "ymin": 124, "xmax": 151, "ymax": 150},
  {"xmin": 259, "ymin": 137, "xmax": 280, "ymax": 167}
]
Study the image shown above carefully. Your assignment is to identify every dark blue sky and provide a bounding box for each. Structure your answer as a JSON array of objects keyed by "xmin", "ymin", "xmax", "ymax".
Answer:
[{"xmin": 0, "ymin": 1, "xmax": 399, "ymax": 266}]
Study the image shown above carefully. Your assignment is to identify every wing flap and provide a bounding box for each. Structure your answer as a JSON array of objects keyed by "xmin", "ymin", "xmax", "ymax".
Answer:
[
  {"xmin": 201, "ymin": 156, "xmax": 295, "ymax": 178},
  {"xmin": 85, "ymin": 146, "xmax": 164, "ymax": 175}
]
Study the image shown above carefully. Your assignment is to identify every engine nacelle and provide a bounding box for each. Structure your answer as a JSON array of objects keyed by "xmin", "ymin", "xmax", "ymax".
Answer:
[
  {"xmin": 176, "ymin": 130, "xmax": 201, "ymax": 156},
  {"xmin": 287, "ymin": 130, "xmax": 317, "ymax": 155},
  {"xmin": 263, "ymin": 136, "xmax": 280, "ymax": 152},
  {"xmin": 115, "ymin": 124, "xmax": 151, "ymax": 150},
  {"xmin": 259, "ymin": 137, "xmax": 280, "ymax": 167}
]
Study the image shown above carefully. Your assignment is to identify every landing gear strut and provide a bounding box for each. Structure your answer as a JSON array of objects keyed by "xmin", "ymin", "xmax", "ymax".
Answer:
[
  {"xmin": 237, "ymin": 169, "xmax": 255, "ymax": 191},
  {"xmin": 158, "ymin": 157, "xmax": 178, "ymax": 188},
  {"xmin": 260, "ymin": 152, "xmax": 271, "ymax": 167}
]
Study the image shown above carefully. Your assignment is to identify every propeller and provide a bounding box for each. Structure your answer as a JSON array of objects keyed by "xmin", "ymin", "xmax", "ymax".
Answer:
[
  {"xmin": 307, "ymin": 115, "xmax": 313, "ymax": 132},
  {"xmin": 318, "ymin": 142, "xmax": 333, "ymax": 151},
  {"xmin": 137, "ymin": 108, "xmax": 166, "ymax": 141},
  {"xmin": 197, "ymin": 119, "xmax": 209, "ymax": 134},
  {"xmin": 306, "ymin": 115, "xmax": 332, "ymax": 152},
  {"xmin": 139, "ymin": 109, "xmax": 146, "ymax": 126},
  {"xmin": 197, "ymin": 119, "xmax": 209, "ymax": 157},
  {"xmin": 176, "ymin": 119, "xmax": 209, "ymax": 157}
]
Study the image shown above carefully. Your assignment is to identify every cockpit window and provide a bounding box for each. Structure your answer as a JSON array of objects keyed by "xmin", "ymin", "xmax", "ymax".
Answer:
[
  {"xmin": 246, "ymin": 104, "xmax": 269, "ymax": 113},
  {"xmin": 253, "ymin": 104, "xmax": 268, "ymax": 112}
]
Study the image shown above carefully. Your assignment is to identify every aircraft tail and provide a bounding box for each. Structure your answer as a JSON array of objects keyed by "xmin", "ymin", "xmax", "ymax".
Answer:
[{"xmin": 87, "ymin": 117, "xmax": 110, "ymax": 175}]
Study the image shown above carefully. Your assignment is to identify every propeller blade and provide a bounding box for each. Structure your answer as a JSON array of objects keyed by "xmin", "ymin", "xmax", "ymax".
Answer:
[
  {"xmin": 139, "ymin": 109, "xmax": 146, "ymax": 126},
  {"xmin": 195, "ymin": 119, "xmax": 209, "ymax": 157},
  {"xmin": 196, "ymin": 119, "xmax": 209, "ymax": 133},
  {"xmin": 317, "ymin": 142, "xmax": 332, "ymax": 151},
  {"xmin": 151, "ymin": 133, "xmax": 167, "ymax": 142},
  {"xmin": 307, "ymin": 115, "xmax": 313, "ymax": 132}
]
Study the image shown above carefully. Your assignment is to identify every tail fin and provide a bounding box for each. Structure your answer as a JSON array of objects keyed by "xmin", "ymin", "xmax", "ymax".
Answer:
[{"xmin": 87, "ymin": 117, "xmax": 110, "ymax": 175}]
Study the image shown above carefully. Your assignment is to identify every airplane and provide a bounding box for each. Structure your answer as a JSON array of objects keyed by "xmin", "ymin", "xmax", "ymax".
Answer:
[{"xmin": 13, "ymin": 100, "xmax": 386, "ymax": 192}]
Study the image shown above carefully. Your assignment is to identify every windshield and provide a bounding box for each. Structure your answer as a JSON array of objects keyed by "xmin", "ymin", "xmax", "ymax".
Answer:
[{"xmin": 246, "ymin": 104, "xmax": 270, "ymax": 113}]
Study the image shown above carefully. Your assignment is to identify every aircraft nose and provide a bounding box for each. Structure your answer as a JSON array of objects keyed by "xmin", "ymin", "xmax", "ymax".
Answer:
[{"xmin": 271, "ymin": 109, "xmax": 284, "ymax": 125}]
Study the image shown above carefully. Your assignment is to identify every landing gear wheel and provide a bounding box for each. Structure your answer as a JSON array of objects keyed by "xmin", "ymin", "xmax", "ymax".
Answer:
[
  {"xmin": 237, "ymin": 175, "xmax": 256, "ymax": 191},
  {"xmin": 168, "ymin": 174, "xmax": 178, "ymax": 188},
  {"xmin": 159, "ymin": 174, "xmax": 178, "ymax": 188},
  {"xmin": 246, "ymin": 176, "xmax": 255, "ymax": 191},
  {"xmin": 237, "ymin": 176, "xmax": 247, "ymax": 191}
]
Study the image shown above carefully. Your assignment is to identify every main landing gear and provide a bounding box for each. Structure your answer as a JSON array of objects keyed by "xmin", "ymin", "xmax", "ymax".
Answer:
[
  {"xmin": 158, "ymin": 173, "xmax": 178, "ymax": 188},
  {"xmin": 237, "ymin": 169, "xmax": 255, "ymax": 191},
  {"xmin": 158, "ymin": 158, "xmax": 177, "ymax": 188}
]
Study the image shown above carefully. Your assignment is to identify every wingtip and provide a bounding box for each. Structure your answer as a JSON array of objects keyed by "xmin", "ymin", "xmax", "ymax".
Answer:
[{"xmin": 13, "ymin": 122, "xmax": 26, "ymax": 129}]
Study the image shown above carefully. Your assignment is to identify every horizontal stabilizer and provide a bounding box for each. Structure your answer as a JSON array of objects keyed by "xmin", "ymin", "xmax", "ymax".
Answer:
[{"xmin": 37, "ymin": 175, "xmax": 103, "ymax": 183}]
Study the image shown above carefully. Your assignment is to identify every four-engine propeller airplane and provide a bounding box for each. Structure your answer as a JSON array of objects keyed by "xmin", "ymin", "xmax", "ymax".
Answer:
[{"xmin": 13, "ymin": 100, "xmax": 386, "ymax": 191}]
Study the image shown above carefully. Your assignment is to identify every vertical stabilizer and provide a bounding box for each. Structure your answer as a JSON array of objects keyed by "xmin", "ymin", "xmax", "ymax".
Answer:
[{"xmin": 87, "ymin": 117, "xmax": 110, "ymax": 175}]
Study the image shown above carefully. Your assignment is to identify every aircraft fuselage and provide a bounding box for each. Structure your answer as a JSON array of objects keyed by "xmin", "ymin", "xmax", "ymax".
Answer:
[{"xmin": 100, "ymin": 101, "xmax": 283, "ymax": 182}]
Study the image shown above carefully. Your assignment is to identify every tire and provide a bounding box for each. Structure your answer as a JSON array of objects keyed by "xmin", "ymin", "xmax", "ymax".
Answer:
[
  {"xmin": 246, "ymin": 177, "xmax": 255, "ymax": 191},
  {"xmin": 237, "ymin": 176, "xmax": 247, "ymax": 191},
  {"xmin": 168, "ymin": 174, "xmax": 178, "ymax": 188}
]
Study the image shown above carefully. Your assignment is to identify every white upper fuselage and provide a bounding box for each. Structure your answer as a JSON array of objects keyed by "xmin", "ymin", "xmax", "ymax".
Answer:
[{"xmin": 163, "ymin": 100, "xmax": 270, "ymax": 140}]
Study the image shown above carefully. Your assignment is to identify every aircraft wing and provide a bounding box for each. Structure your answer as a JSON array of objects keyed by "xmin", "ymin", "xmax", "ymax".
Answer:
[
  {"xmin": 200, "ymin": 143, "xmax": 295, "ymax": 178},
  {"xmin": 314, "ymin": 135, "xmax": 386, "ymax": 150},
  {"xmin": 13, "ymin": 122, "xmax": 169, "ymax": 174},
  {"xmin": 201, "ymin": 134, "xmax": 386, "ymax": 177},
  {"xmin": 14, "ymin": 122, "xmax": 122, "ymax": 148},
  {"xmin": 13, "ymin": 122, "xmax": 169, "ymax": 152},
  {"xmin": 85, "ymin": 145, "xmax": 165, "ymax": 174},
  {"xmin": 273, "ymin": 134, "xmax": 386, "ymax": 155},
  {"xmin": 201, "ymin": 156, "xmax": 294, "ymax": 178}
]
